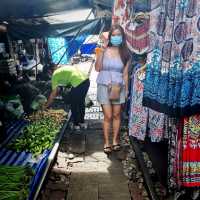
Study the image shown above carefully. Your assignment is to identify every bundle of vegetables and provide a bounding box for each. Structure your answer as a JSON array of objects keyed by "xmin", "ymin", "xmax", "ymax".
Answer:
[
  {"xmin": 0, "ymin": 165, "xmax": 34, "ymax": 200},
  {"xmin": 8, "ymin": 109, "xmax": 66, "ymax": 156}
]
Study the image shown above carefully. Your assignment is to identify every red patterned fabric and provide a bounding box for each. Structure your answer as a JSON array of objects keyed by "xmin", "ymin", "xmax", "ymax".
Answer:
[
  {"xmin": 112, "ymin": 0, "xmax": 150, "ymax": 54},
  {"xmin": 176, "ymin": 115, "xmax": 200, "ymax": 187},
  {"xmin": 125, "ymin": 18, "xmax": 150, "ymax": 54}
]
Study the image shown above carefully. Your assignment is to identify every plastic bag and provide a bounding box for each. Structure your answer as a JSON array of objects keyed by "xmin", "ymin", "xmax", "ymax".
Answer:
[
  {"xmin": 31, "ymin": 94, "xmax": 47, "ymax": 110},
  {"xmin": 6, "ymin": 97, "xmax": 24, "ymax": 119}
]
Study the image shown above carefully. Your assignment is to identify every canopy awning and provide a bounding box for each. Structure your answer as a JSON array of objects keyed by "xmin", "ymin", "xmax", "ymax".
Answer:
[
  {"xmin": 0, "ymin": 0, "xmax": 91, "ymax": 20},
  {"xmin": 7, "ymin": 16, "xmax": 111, "ymax": 40},
  {"xmin": 0, "ymin": 0, "xmax": 114, "ymax": 20},
  {"xmin": 0, "ymin": 1, "xmax": 113, "ymax": 40}
]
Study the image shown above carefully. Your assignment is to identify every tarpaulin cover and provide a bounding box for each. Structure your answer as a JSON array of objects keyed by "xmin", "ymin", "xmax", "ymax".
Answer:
[
  {"xmin": 80, "ymin": 43, "xmax": 97, "ymax": 54},
  {"xmin": 92, "ymin": 0, "xmax": 114, "ymax": 9},
  {"xmin": 48, "ymin": 35, "xmax": 88, "ymax": 64},
  {"xmin": 7, "ymin": 17, "xmax": 111, "ymax": 40},
  {"xmin": 67, "ymin": 35, "xmax": 88, "ymax": 58},
  {"xmin": 0, "ymin": 0, "xmax": 91, "ymax": 20},
  {"xmin": 0, "ymin": 0, "xmax": 114, "ymax": 20},
  {"xmin": 48, "ymin": 37, "xmax": 68, "ymax": 64}
]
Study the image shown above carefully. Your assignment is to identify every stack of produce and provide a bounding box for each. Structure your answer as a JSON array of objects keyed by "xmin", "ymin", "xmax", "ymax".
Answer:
[
  {"xmin": 8, "ymin": 109, "xmax": 66, "ymax": 156},
  {"xmin": 0, "ymin": 165, "xmax": 34, "ymax": 200}
]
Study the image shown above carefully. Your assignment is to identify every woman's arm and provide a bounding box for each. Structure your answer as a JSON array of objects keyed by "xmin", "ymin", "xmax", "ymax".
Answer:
[
  {"xmin": 95, "ymin": 49, "xmax": 105, "ymax": 72},
  {"xmin": 45, "ymin": 88, "xmax": 58, "ymax": 109}
]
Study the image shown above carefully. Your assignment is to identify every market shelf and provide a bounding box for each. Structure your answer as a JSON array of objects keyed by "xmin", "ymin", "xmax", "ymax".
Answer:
[
  {"xmin": 0, "ymin": 111, "xmax": 71, "ymax": 200},
  {"xmin": 129, "ymin": 136, "xmax": 160, "ymax": 200},
  {"xmin": 32, "ymin": 111, "xmax": 71, "ymax": 200}
]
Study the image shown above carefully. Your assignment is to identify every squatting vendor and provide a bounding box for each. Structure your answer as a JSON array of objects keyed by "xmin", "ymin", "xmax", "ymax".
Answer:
[{"xmin": 45, "ymin": 65, "xmax": 90, "ymax": 130}]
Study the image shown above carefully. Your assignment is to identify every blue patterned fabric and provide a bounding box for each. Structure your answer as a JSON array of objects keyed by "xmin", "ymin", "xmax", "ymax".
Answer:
[
  {"xmin": 143, "ymin": 0, "xmax": 200, "ymax": 117},
  {"xmin": 48, "ymin": 37, "xmax": 68, "ymax": 64}
]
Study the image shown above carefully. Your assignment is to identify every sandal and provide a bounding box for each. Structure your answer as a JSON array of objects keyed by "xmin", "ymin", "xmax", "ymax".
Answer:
[
  {"xmin": 104, "ymin": 146, "xmax": 112, "ymax": 154},
  {"xmin": 112, "ymin": 144, "xmax": 121, "ymax": 151}
]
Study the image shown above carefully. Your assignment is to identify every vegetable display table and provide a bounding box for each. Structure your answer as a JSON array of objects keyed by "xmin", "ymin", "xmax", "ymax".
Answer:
[{"xmin": 0, "ymin": 110, "xmax": 71, "ymax": 200}]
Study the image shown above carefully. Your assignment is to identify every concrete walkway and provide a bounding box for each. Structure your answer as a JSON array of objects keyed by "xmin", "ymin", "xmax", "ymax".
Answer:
[{"xmin": 67, "ymin": 124, "xmax": 130, "ymax": 200}]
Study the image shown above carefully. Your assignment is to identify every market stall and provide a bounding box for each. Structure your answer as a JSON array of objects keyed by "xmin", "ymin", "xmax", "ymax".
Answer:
[
  {"xmin": 0, "ymin": 108, "xmax": 70, "ymax": 200},
  {"xmin": 0, "ymin": 28, "xmax": 72, "ymax": 199},
  {"xmin": 0, "ymin": 1, "xmax": 113, "ymax": 199},
  {"xmin": 113, "ymin": 0, "xmax": 200, "ymax": 200}
]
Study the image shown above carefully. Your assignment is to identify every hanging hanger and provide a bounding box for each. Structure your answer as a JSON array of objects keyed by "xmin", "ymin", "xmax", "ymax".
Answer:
[
  {"xmin": 138, "ymin": 64, "xmax": 146, "ymax": 72},
  {"xmin": 137, "ymin": 64, "xmax": 146, "ymax": 80},
  {"xmin": 132, "ymin": 12, "xmax": 150, "ymax": 23}
]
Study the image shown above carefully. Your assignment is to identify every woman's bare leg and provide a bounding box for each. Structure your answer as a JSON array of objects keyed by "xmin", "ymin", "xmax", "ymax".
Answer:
[
  {"xmin": 101, "ymin": 104, "xmax": 112, "ymax": 148},
  {"xmin": 112, "ymin": 104, "xmax": 121, "ymax": 146}
]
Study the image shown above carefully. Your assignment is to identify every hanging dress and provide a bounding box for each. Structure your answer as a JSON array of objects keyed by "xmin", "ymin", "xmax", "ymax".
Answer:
[
  {"xmin": 143, "ymin": 0, "xmax": 200, "ymax": 117},
  {"xmin": 180, "ymin": 114, "xmax": 200, "ymax": 187},
  {"xmin": 129, "ymin": 67, "xmax": 166, "ymax": 142}
]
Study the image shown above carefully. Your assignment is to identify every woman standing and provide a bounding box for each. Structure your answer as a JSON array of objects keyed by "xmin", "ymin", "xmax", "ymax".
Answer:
[{"xmin": 95, "ymin": 24, "xmax": 130, "ymax": 154}]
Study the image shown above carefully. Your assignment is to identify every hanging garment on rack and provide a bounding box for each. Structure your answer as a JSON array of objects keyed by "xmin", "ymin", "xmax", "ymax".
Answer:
[
  {"xmin": 112, "ymin": 0, "xmax": 132, "ymax": 26},
  {"xmin": 129, "ymin": 62, "xmax": 145, "ymax": 90},
  {"xmin": 112, "ymin": 0, "xmax": 150, "ymax": 54},
  {"xmin": 167, "ymin": 118, "xmax": 179, "ymax": 191},
  {"xmin": 126, "ymin": 62, "xmax": 142, "ymax": 117},
  {"xmin": 169, "ymin": 115, "xmax": 200, "ymax": 189},
  {"xmin": 164, "ymin": 117, "xmax": 170, "ymax": 139},
  {"xmin": 180, "ymin": 114, "xmax": 200, "ymax": 187},
  {"xmin": 143, "ymin": 0, "xmax": 200, "ymax": 117},
  {"xmin": 129, "ymin": 68, "xmax": 148, "ymax": 140},
  {"xmin": 125, "ymin": 15, "xmax": 150, "ymax": 54},
  {"xmin": 129, "ymin": 67, "xmax": 166, "ymax": 142},
  {"xmin": 148, "ymin": 109, "xmax": 166, "ymax": 142}
]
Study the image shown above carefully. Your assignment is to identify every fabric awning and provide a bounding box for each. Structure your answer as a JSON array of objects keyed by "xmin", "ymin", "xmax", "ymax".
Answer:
[
  {"xmin": 7, "ymin": 16, "xmax": 111, "ymax": 40},
  {"xmin": 0, "ymin": 0, "xmax": 114, "ymax": 20},
  {"xmin": 0, "ymin": 0, "xmax": 91, "ymax": 20}
]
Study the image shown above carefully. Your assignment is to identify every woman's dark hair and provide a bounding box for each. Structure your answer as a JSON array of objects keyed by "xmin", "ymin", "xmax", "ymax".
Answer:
[{"xmin": 107, "ymin": 24, "xmax": 130, "ymax": 65}]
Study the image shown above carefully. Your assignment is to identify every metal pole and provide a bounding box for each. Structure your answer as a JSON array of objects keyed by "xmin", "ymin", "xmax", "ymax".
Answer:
[{"xmin": 34, "ymin": 39, "xmax": 38, "ymax": 78}]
